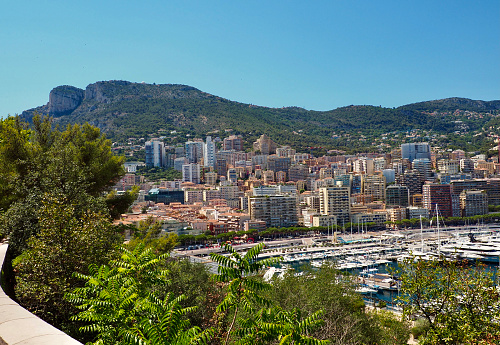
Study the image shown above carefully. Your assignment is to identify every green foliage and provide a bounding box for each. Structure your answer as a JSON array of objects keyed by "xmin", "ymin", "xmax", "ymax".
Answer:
[
  {"xmin": 396, "ymin": 257, "xmax": 500, "ymax": 344},
  {"xmin": 160, "ymin": 258, "xmax": 224, "ymax": 330},
  {"xmin": 210, "ymin": 244, "xmax": 330, "ymax": 345},
  {"xmin": 14, "ymin": 195, "xmax": 121, "ymax": 332},
  {"xmin": 236, "ymin": 307, "xmax": 328, "ymax": 345},
  {"xmin": 127, "ymin": 216, "xmax": 179, "ymax": 254},
  {"xmin": 137, "ymin": 166, "xmax": 182, "ymax": 181},
  {"xmin": 0, "ymin": 115, "xmax": 125, "ymax": 255},
  {"xmin": 210, "ymin": 244, "xmax": 281, "ymax": 344},
  {"xmin": 106, "ymin": 186, "xmax": 139, "ymax": 220},
  {"xmin": 67, "ymin": 244, "xmax": 213, "ymax": 345},
  {"xmin": 410, "ymin": 318, "xmax": 430, "ymax": 339},
  {"xmin": 0, "ymin": 116, "xmax": 31, "ymax": 210},
  {"xmin": 65, "ymin": 242, "xmax": 414, "ymax": 345},
  {"xmin": 123, "ymin": 293, "xmax": 214, "ymax": 345},
  {"xmin": 268, "ymin": 264, "xmax": 410, "ymax": 344},
  {"xmin": 211, "ymin": 244, "xmax": 281, "ymax": 315}
]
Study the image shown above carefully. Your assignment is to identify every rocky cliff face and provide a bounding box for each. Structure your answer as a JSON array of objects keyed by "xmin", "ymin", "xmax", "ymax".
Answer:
[
  {"xmin": 84, "ymin": 80, "xmax": 132, "ymax": 103},
  {"xmin": 48, "ymin": 86, "xmax": 85, "ymax": 116}
]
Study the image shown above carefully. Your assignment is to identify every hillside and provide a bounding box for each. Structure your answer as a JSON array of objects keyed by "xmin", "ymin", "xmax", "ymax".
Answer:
[{"xmin": 21, "ymin": 80, "xmax": 500, "ymax": 151}]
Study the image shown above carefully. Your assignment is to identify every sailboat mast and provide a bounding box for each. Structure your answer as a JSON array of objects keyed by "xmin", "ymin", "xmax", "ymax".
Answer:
[
  {"xmin": 420, "ymin": 215, "xmax": 423, "ymax": 252},
  {"xmin": 436, "ymin": 203, "xmax": 440, "ymax": 255}
]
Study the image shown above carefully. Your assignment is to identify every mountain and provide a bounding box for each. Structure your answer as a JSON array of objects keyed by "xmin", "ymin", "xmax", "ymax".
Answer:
[
  {"xmin": 21, "ymin": 80, "xmax": 500, "ymax": 151},
  {"xmin": 399, "ymin": 98, "xmax": 500, "ymax": 113}
]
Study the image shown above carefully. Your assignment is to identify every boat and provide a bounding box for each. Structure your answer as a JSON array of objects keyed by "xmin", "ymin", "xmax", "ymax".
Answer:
[{"xmin": 355, "ymin": 285, "xmax": 378, "ymax": 294}]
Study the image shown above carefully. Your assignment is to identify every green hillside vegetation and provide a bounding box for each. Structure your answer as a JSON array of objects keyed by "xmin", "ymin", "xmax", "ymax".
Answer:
[
  {"xmin": 398, "ymin": 97, "xmax": 500, "ymax": 113},
  {"xmin": 21, "ymin": 81, "xmax": 500, "ymax": 154}
]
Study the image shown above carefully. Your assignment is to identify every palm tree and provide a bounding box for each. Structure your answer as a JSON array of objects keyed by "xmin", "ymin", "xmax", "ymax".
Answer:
[{"xmin": 210, "ymin": 243, "xmax": 281, "ymax": 344}]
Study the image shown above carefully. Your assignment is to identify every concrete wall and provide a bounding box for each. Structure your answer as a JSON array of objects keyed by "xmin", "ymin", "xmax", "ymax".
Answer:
[{"xmin": 0, "ymin": 244, "xmax": 82, "ymax": 345}]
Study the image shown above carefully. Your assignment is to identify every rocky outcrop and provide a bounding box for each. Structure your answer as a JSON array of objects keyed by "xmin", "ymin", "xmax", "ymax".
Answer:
[
  {"xmin": 85, "ymin": 80, "xmax": 132, "ymax": 103},
  {"xmin": 48, "ymin": 86, "xmax": 84, "ymax": 116}
]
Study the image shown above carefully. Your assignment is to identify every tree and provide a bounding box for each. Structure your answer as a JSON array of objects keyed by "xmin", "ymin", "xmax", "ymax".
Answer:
[
  {"xmin": 14, "ymin": 194, "xmax": 121, "ymax": 333},
  {"xmin": 0, "ymin": 116, "xmax": 31, "ymax": 210},
  {"xmin": 159, "ymin": 258, "xmax": 224, "ymax": 330},
  {"xmin": 0, "ymin": 115, "xmax": 126, "ymax": 256},
  {"xmin": 127, "ymin": 216, "xmax": 179, "ymax": 254},
  {"xmin": 67, "ymin": 244, "xmax": 212, "ymax": 345},
  {"xmin": 210, "ymin": 243, "xmax": 281, "ymax": 344},
  {"xmin": 268, "ymin": 264, "xmax": 410, "ymax": 344},
  {"xmin": 236, "ymin": 307, "xmax": 327, "ymax": 345},
  {"xmin": 124, "ymin": 293, "xmax": 214, "ymax": 345},
  {"xmin": 396, "ymin": 257, "xmax": 500, "ymax": 344},
  {"xmin": 210, "ymin": 243, "xmax": 329, "ymax": 345},
  {"xmin": 106, "ymin": 186, "xmax": 139, "ymax": 220}
]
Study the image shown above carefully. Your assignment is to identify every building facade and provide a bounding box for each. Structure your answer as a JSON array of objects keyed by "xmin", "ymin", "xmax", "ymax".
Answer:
[
  {"xmin": 248, "ymin": 195, "xmax": 298, "ymax": 228},
  {"xmin": 319, "ymin": 185, "xmax": 351, "ymax": 223}
]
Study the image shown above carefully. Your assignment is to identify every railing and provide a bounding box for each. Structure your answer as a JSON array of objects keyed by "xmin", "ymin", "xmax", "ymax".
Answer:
[{"xmin": 0, "ymin": 243, "xmax": 82, "ymax": 345}]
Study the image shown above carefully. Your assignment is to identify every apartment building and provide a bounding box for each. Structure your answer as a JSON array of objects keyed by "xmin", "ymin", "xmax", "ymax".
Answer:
[
  {"xmin": 248, "ymin": 195, "xmax": 298, "ymax": 228},
  {"xmin": 319, "ymin": 184, "xmax": 351, "ymax": 223}
]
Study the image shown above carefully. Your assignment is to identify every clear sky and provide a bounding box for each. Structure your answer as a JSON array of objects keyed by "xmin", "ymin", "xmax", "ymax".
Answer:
[{"xmin": 1, "ymin": 1, "xmax": 499, "ymax": 117}]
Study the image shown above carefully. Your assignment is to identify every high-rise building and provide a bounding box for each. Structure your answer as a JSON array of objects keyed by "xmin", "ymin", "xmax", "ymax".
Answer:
[
  {"xmin": 361, "ymin": 174, "xmax": 386, "ymax": 201},
  {"xmin": 382, "ymin": 169, "xmax": 396, "ymax": 183},
  {"xmin": 223, "ymin": 135, "xmax": 243, "ymax": 151},
  {"xmin": 184, "ymin": 189, "xmax": 204, "ymax": 204},
  {"xmin": 412, "ymin": 158, "xmax": 432, "ymax": 181},
  {"xmin": 459, "ymin": 190, "xmax": 488, "ymax": 217},
  {"xmin": 276, "ymin": 146, "xmax": 296, "ymax": 158},
  {"xmin": 185, "ymin": 141, "xmax": 204, "ymax": 164},
  {"xmin": 319, "ymin": 184, "xmax": 351, "ymax": 223},
  {"xmin": 203, "ymin": 136, "xmax": 216, "ymax": 168},
  {"xmin": 460, "ymin": 158, "xmax": 474, "ymax": 173},
  {"xmin": 174, "ymin": 146, "xmax": 185, "ymax": 157},
  {"xmin": 334, "ymin": 175, "xmax": 352, "ymax": 190},
  {"xmin": 351, "ymin": 174, "xmax": 362, "ymax": 195},
  {"xmin": 373, "ymin": 157, "xmax": 386, "ymax": 171},
  {"xmin": 227, "ymin": 168, "xmax": 238, "ymax": 183},
  {"xmin": 268, "ymin": 156, "xmax": 292, "ymax": 176},
  {"xmin": 145, "ymin": 140, "xmax": 165, "ymax": 167},
  {"xmin": 174, "ymin": 157, "xmax": 188, "ymax": 171},
  {"xmin": 275, "ymin": 171, "xmax": 286, "ymax": 183},
  {"xmin": 397, "ymin": 169, "xmax": 423, "ymax": 196},
  {"xmin": 248, "ymin": 195, "xmax": 298, "ymax": 227},
  {"xmin": 422, "ymin": 183, "xmax": 452, "ymax": 218},
  {"xmin": 353, "ymin": 158, "xmax": 374, "ymax": 174},
  {"xmin": 262, "ymin": 170, "xmax": 275, "ymax": 184},
  {"xmin": 401, "ymin": 143, "xmax": 431, "ymax": 162},
  {"xmin": 319, "ymin": 167, "xmax": 333, "ymax": 180},
  {"xmin": 164, "ymin": 153, "xmax": 176, "ymax": 169},
  {"xmin": 438, "ymin": 159, "xmax": 460, "ymax": 175},
  {"xmin": 288, "ymin": 164, "xmax": 309, "ymax": 182},
  {"xmin": 386, "ymin": 185, "xmax": 410, "ymax": 207},
  {"xmin": 216, "ymin": 150, "xmax": 248, "ymax": 167},
  {"xmin": 182, "ymin": 163, "xmax": 200, "ymax": 184},
  {"xmin": 205, "ymin": 171, "xmax": 218, "ymax": 185},
  {"xmin": 215, "ymin": 158, "xmax": 228, "ymax": 178},
  {"xmin": 252, "ymin": 185, "xmax": 296, "ymax": 196}
]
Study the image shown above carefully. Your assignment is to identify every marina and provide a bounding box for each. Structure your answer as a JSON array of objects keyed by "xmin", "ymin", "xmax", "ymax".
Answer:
[{"xmin": 177, "ymin": 224, "xmax": 500, "ymax": 309}]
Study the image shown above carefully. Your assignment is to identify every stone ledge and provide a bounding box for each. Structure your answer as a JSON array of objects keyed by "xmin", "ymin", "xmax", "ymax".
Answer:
[{"xmin": 0, "ymin": 244, "xmax": 82, "ymax": 345}]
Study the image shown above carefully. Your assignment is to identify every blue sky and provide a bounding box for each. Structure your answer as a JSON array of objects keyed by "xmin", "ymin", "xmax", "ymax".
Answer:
[{"xmin": 1, "ymin": 1, "xmax": 499, "ymax": 117}]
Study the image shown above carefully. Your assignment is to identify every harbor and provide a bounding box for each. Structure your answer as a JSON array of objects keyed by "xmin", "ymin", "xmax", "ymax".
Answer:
[{"xmin": 178, "ymin": 223, "xmax": 500, "ymax": 310}]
